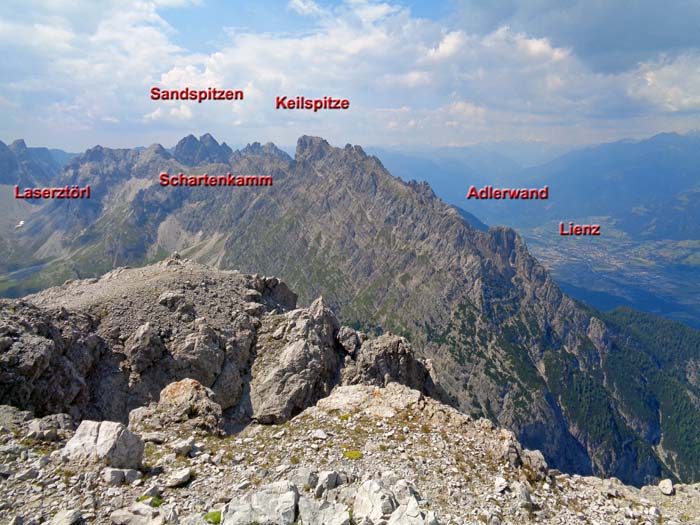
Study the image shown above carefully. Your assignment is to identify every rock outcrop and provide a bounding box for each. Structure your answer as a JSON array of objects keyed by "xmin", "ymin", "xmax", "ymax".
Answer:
[
  {"xmin": 0, "ymin": 258, "xmax": 441, "ymax": 431},
  {"xmin": 341, "ymin": 333, "xmax": 441, "ymax": 398},
  {"xmin": 221, "ymin": 480, "xmax": 298, "ymax": 525},
  {"xmin": 249, "ymin": 297, "xmax": 343, "ymax": 424},
  {"xmin": 129, "ymin": 378, "xmax": 224, "ymax": 435}
]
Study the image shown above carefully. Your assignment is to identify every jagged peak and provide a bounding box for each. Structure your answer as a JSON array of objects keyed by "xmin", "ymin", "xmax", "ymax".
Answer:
[
  {"xmin": 343, "ymin": 142, "xmax": 367, "ymax": 158},
  {"xmin": 238, "ymin": 141, "xmax": 290, "ymax": 160},
  {"xmin": 198, "ymin": 133, "xmax": 232, "ymax": 158},
  {"xmin": 295, "ymin": 136, "xmax": 372, "ymax": 164},
  {"xmin": 174, "ymin": 134, "xmax": 199, "ymax": 149},
  {"xmin": 406, "ymin": 179, "xmax": 434, "ymax": 194},
  {"xmin": 241, "ymin": 141, "xmax": 263, "ymax": 153},
  {"xmin": 220, "ymin": 141, "xmax": 233, "ymax": 157},
  {"xmin": 181, "ymin": 133, "xmax": 199, "ymax": 143},
  {"xmin": 173, "ymin": 133, "xmax": 231, "ymax": 165},
  {"xmin": 143, "ymin": 143, "xmax": 171, "ymax": 158},
  {"xmin": 198, "ymin": 133, "xmax": 220, "ymax": 148},
  {"xmin": 295, "ymin": 135, "xmax": 332, "ymax": 161},
  {"xmin": 83, "ymin": 144, "xmax": 106, "ymax": 162},
  {"xmin": 10, "ymin": 139, "xmax": 27, "ymax": 152}
]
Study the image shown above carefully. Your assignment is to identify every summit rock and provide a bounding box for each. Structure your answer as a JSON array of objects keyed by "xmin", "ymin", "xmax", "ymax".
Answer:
[{"xmin": 174, "ymin": 133, "xmax": 232, "ymax": 165}]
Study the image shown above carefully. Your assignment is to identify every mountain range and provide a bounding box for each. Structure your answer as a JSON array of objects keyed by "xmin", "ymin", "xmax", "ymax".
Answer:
[
  {"xmin": 373, "ymin": 132, "xmax": 700, "ymax": 327},
  {"xmin": 1, "ymin": 133, "xmax": 700, "ymax": 486}
]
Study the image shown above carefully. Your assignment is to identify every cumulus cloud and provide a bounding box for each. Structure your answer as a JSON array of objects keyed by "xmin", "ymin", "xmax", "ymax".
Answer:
[
  {"xmin": 381, "ymin": 71, "xmax": 432, "ymax": 88},
  {"xmin": 426, "ymin": 31, "xmax": 468, "ymax": 61},
  {"xmin": 450, "ymin": 0, "xmax": 700, "ymax": 73},
  {"xmin": 0, "ymin": 0, "xmax": 698, "ymax": 150},
  {"xmin": 631, "ymin": 53, "xmax": 700, "ymax": 112}
]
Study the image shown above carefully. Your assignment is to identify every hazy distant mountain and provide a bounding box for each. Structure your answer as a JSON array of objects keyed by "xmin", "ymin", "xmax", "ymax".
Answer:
[
  {"xmin": 0, "ymin": 139, "xmax": 73, "ymax": 186},
  {"xmin": 375, "ymin": 132, "xmax": 700, "ymax": 327},
  {"xmin": 377, "ymin": 132, "xmax": 700, "ymax": 237},
  {"xmin": 474, "ymin": 132, "xmax": 700, "ymax": 327},
  {"xmin": 618, "ymin": 188, "xmax": 700, "ymax": 241},
  {"xmin": 0, "ymin": 140, "xmax": 75, "ymax": 275},
  {"xmin": 3, "ymin": 134, "xmax": 700, "ymax": 485},
  {"xmin": 368, "ymin": 146, "xmax": 520, "ymax": 191},
  {"xmin": 473, "ymin": 140, "xmax": 578, "ymax": 168},
  {"xmin": 500, "ymin": 132, "xmax": 700, "ymax": 228}
]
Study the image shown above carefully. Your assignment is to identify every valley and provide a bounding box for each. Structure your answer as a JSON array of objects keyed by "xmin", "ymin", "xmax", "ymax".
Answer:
[
  {"xmin": 2, "ymin": 134, "xmax": 700, "ymax": 488},
  {"xmin": 525, "ymin": 224, "xmax": 700, "ymax": 328}
]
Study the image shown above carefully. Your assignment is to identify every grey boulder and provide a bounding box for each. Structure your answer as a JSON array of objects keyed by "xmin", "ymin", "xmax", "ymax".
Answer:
[
  {"xmin": 353, "ymin": 480, "xmax": 398, "ymax": 524},
  {"xmin": 61, "ymin": 420, "xmax": 143, "ymax": 469},
  {"xmin": 298, "ymin": 496, "xmax": 351, "ymax": 525},
  {"xmin": 50, "ymin": 510, "xmax": 82, "ymax": 525},
  {"xmin": 222, "ymin": 480, "xmax": 298, "ymax": 525},
  {"xmin": 129, "ymin": 378, "xmax": 223, "ymax": 435},
  {"xmin": 388, "ymin": 496, "xmax": 428, "ymax": 525}
]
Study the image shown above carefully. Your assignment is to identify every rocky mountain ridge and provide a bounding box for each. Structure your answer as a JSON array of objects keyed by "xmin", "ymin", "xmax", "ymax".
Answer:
[
  {"xmin": 2, "ymin": 135, "xmax": 700, "ymax": 486},
  {"xmin": 0, "ymin": 139, "xmax": 71, "ymax": 188},
  {"xmin": 1, "ymin": 256, "xmax": 440, "ymax": 426},
  {"xmin": 1, "ymin": 258, "xmax": 699, "ymax": 524}
]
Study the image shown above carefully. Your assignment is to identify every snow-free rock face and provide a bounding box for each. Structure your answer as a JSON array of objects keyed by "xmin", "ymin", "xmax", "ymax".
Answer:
[
  {"xmin": 0, "ymin": 257, "xmax": 443, "ymax": 430},
  {"xmin": 249, "ymin": 297, "xmax": 343, "ymax": 424},
  {"xmin": 2, "ymin": 258, "xmax": 700, "ymax": 523},
  {"xmin": 340, "ymin": 333, "xmax": 436, "ymax": 393},
  {"xmin": 298, "ymin": 496, "xmax": 351, "ymax": 525},
  {"xmin": 353, "ymin": 480, "xmax": 398, "ymax": 523}
]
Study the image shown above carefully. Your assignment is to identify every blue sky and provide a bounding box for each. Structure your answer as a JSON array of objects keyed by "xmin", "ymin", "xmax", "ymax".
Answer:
[
  {"xmin": 157, "ymin": 1, "xmax": 452, "ymax": 49},
  {"xmin": 1, "ymin": 0, "xmax": 699, "ymax": 151}
]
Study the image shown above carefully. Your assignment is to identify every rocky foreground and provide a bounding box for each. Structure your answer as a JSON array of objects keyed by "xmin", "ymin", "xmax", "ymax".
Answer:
[{"xmin": 1, "ymin": 257, "xmax": 699, "ymax": 524}]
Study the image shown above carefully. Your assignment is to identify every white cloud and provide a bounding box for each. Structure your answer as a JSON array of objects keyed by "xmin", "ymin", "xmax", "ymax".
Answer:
[
  {"xmin": 0, "ymin": 0, "xmax": 698, "ymax": 150},
  {"xmin": 143, "ymin": 107, "xmax": 163, "ymax": 122},
  {"xmin": 0, "ymin": 19, "xmax": 75, "ymax": 53},
  {"xmin": 448, "ymin": 101, "xmax": 486, "ymax": 121},
  {"xmin": 152, "ymin": 0, "xmax": 201, "ymax": 6},
  {"xmin": 170, "ymin": 104, "xmax": 193, "ymax": 120},
  {"xmin": 287, "ymin": 0, "xmax": 326, "ymax": 17},
  {"xmin": 426, "ymin": 31, "xmax": 467, "ymax": 60},
  {"xmin": 630, "ymin": 53, "xmax": 700, "ymax": 112},
  {"xmin": 381, "ymin": 71, "xmax": 432, "ymax": 88}
]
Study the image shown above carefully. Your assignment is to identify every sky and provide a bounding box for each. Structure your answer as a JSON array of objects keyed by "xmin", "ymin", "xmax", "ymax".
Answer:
[{"xmin": 1, "ymin": 0, "xmax": 699, "ymax": 151}]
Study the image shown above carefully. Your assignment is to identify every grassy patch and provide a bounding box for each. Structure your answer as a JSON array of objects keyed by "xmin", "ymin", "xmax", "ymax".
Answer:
[
  {"xmin": 342, "ymin": 450, "xmax": 363, "ymax": 460},
  {"xmin": 204, "ymin": 511, "xmax": 222, "ymax": 524},
  {"xmin": 137, "ymin": 495, "xmax": 164, "ymax": 507}
]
